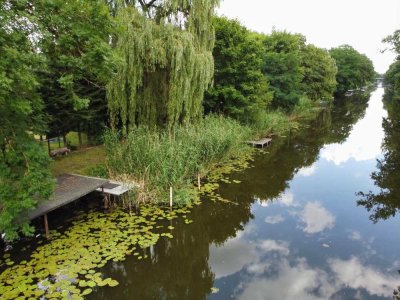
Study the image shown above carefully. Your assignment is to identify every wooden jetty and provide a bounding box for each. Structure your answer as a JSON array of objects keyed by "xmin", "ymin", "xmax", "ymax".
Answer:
[
  {"xmin": 247, "ymin": 138, "xmax": 272, "ymax": 148},
  {"xmin": 29, "ymin": 174, "xmax": 108, "ymax": 238}
]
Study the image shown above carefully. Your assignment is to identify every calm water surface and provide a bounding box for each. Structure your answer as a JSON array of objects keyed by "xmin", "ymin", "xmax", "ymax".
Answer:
[{"xmin": 2, "ymin": 88, "xmax": 399, "ymax": 300}]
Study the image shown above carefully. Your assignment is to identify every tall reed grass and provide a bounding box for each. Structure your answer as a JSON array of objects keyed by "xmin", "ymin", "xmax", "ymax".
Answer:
[{"xmin": 104, "ymin": 115, "xmax": 252, "ymax": 205}]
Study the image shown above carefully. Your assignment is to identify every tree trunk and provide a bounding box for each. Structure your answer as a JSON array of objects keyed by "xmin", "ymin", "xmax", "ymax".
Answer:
[
  {"xmin": 78, "ymin": 131, "xmax": 82, "ymax": 148},
  {"xmin": 46, "ymin": 135, "xmax": 51, "ymax": 156}
]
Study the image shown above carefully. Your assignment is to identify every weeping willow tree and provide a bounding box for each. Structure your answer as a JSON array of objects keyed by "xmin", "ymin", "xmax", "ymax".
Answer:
[{"xmin": 107, "ymin": 0, "xmax": 219, "ymax": 132}]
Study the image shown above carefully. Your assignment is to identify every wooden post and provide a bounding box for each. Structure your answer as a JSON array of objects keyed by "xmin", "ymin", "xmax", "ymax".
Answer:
[
  {"xmin": 78, "ymin": 130, "xmax": 82, "ymax": 148},
  {"xmin": 197, "ymin": 174, "xmax": 201, "ymax": 191},
  {"xmin": 47, "ymin": 137, "xmax": 51, "ymax": 156},
  {"xmin": 169, "ymin": 187, "xmax": 173, "ymax": 207},
  {"xmin": 44, "ymin": 214, "xmax": 49, "ymax": 239}
]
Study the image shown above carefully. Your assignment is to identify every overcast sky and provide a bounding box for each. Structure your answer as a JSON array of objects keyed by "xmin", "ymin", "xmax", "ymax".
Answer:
[{"xmin": 218, "ymin": 0, "xmax": 400, "ymax": 73}]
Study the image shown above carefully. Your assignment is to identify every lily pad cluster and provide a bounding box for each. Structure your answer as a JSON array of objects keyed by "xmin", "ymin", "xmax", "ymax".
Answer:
[
  {"xmin": 200, "ymin": 151, "xmax": 254, "ymax": 203},
  {"xmin": 0, "ymin": 205, "xmax": 191, "ymax": 299}
]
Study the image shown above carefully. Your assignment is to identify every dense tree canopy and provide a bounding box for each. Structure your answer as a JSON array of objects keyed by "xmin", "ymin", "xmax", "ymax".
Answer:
[
  {"xmin": 204, "ymin": 17, "xmax": 272, "ymax": 123},
  {"xmin": 0, "ymin": 1, "xmax": 54, "ymax": 240},
  {"xmin": 37, "ymin": 0, "xmax": 115, "ymax": 140},
  {"xmin": 262, "ymin": 31, "xmax": 306, "ymax": 110},
  {"xmin": 329, "ymin": 45, "xmax": 375, "ymax": 94},
  {"xmin": 301, "ymin": 44, "xmax": 337, "ymax": 101}
]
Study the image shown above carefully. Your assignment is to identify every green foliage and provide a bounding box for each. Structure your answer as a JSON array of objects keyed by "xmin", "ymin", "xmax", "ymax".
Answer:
[
  {"xmin": 37, "ymin": 0, "xmax": 115, "ymax": 139},
  {"xmin": 383, "ymin": 29, "xmax": 400, "ymax": 58},
  {"xmin": 104, "ymin": 116, "xmax": 252, "ymax": 204},
  {"xmin": 301, "ymin": 45, "xmax": 337, "ymax": 101},
  {"xmin": 383, "ymin": 30, "xmax": 400, "ymax": 100},
  {"xmin": 204, "ymin": 17, "xmax": 272, "ymax": 123},
  {"xmin": 0, "ymin": 1, "xmax": 54, "ymax": 240},
  {"xmin": 107, "ymin": 0, "xmax": 219, "ymax": 132},
  {"xmin": 0, "ymin": 140, "xmax": 54, "ymax": 241},
  {"xmin": 329, "ymin": 45, "xmax": 375, "ymax": 94},
  {"xmin": 384, "ymin": 60, "xmax": 400, "ymax": 101},
  {"xmin": 263, "ymin": 31, "xmax": 306, "ymax": 110}
]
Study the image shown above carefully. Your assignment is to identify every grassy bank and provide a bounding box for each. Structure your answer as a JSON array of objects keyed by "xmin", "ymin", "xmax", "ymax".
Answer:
[{"xmin": 51, "ymin": 146, "xmax": 106, "ymax": 177}]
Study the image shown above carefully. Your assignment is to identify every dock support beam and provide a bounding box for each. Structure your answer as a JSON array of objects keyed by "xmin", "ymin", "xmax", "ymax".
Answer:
[{"xmin": 44, "ymin": 213, "xmax": 49, "ymax": 239}]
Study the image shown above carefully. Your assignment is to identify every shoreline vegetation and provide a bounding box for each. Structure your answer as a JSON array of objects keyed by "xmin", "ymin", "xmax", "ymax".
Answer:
[{"xmin": 54, "ymin": 104, "xmax": 321, "ymax": 207}]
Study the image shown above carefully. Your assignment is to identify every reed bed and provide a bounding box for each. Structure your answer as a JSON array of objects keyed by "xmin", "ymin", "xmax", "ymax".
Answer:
[{"xmin": 104, "ymin": 115, "xmax": 252, "ymax": 205}]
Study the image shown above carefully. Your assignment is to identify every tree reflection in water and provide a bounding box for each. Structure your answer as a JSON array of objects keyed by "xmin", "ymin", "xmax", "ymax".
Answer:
[{"xmin": 357, "ymin": 95, "xmax": 400, "ymax": 222}]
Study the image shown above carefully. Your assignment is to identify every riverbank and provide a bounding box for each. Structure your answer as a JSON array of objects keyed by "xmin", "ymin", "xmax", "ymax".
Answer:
[
  {"xmin": 50, "ymin": 104, "xmax": 321, "ymax": 207},
  {"xmin": 102, "ymin": 103, "xmax": 321, "ymax": 206}
]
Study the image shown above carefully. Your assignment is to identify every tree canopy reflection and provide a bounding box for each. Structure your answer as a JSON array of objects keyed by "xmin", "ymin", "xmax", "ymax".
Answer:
[{"xmin": 357, "ymin": 97, "xmax": 400, "ymax": 223}]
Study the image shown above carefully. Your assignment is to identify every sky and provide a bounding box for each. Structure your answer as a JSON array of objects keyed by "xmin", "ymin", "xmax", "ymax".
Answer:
[{"xmin": 217, "ymin": 0, "xmax": 400, "ymax": 74}]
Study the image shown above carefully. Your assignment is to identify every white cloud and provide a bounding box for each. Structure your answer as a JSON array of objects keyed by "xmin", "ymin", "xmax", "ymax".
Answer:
[
  {"xmin": 209, "ymin": 238, "xmax": 257, "ymax": 279},
  {"xmin": 278, "ymin": 191, "xmax": 296, "ymax": 207},
  {"xmin": 209, "ymin": 237, "xmax": 289, "ymax": 279},
  {"xmin": 238, "ymin": 258, "xmax": 333, "ymax": 300},
  {"xmin": 299, "ymin": 202, "xmax": 335, "ymax": 234},
  {"xmin": 259, "ymin": 240, "xmax": 290, "ymax": 256},
  {"xmin": 258, "ymin": 191, "xmax": 297, "ymax": 208},
  {"xmin": 237, "ymin": 256, "xmax": 399, "ymax": 300},
  {"xmin": 297, "ymin": 165, "xmax": 317, "ymax": 177},
  {"xmin": 320, "ymin": 89, "xmax": 387, "ymax": 165},
  {"xmin": 265, "ymin": 215, "xmax": 285, "ymax": 224},
  {"xmin": 329, "ymin": 256, "xmax": 399, "ymax": 298},
  {"xmin": 209, "ymin": 225, "xmax": 257, "ymax": 279},
  {"xmin": 349, "ymin": 231, "xmax": 362, "ymax": 241}
]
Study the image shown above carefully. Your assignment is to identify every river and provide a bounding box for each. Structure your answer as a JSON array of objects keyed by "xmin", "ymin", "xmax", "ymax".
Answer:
[{"xmin": 1, "ymin": 87, "xmax": 399, "ymax": 300}]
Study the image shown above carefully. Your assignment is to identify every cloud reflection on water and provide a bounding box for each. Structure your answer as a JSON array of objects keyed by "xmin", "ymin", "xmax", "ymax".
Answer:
[
  {"xmin": 320, "ymin": 89, "xmax": 387, "ymax": 166},
  {"xmin": 299, "ymin": 202, "xmax": 335, "ymax": 234}
]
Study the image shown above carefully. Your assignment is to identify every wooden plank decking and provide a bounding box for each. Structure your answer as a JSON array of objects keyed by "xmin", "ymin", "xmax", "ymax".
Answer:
[
  {"xmin": 29, "ymin": 174, "xmax": 108, "ymax": 220},
  {"xmin": 247, "ymin": 138, "xmax": 272, "ymax": 148}
]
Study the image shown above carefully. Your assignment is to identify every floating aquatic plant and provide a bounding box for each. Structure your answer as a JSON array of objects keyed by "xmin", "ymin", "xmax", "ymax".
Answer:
[{"xmin": 0, "ymin": 205, "xmax": 190, "ymax": 299}]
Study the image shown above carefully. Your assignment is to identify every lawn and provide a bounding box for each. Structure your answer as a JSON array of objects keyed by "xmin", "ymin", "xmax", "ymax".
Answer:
[{"xmin": 51, "ymin": 146, "xmax": 106, "ymax": 177}]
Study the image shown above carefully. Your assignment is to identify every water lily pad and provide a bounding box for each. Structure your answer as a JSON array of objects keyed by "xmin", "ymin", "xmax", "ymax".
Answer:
[{"xmin": 81, "ymin": 288, "xmax": 92, "ymax": 296}]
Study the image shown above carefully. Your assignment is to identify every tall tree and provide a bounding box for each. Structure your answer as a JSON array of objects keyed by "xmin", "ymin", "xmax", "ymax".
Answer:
[
  {"xmin": 204, "ymin": 17, "xmax": 272, "ymax": 123},
  {"xmin": 0, "ymin": 1, "xmax": 54, "ymax": 240},
  {"xmin": 262, "ymin": 31, "xmax": 306, "ymax": 110},
  {"xmin": 37, "ymin": 0, "xmax": 115, "ymax": 141},
  {"xmin": 329, "ymin": 45, "xmax": 375, "ymax": 94},
  {"xmin": 301, "ymin": 44, "xmax": 337, "ymax": 102},
  {"xmin": 107, "ymin": 0, "xmax": 219, "ymax": 132}
]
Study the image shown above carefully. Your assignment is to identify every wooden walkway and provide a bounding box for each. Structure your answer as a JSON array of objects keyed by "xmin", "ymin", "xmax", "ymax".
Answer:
[{"xmin": 247, "ymin": 138, "xmax": 272, "ymax": 148}]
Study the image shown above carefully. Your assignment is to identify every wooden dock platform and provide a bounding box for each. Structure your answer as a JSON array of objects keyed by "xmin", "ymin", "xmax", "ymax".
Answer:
[
  {"xmin": 29, "ymin": 174, "xmax": 108, "ymax": 220},
  {"xmin": 247, "ymin": 138, "xmax": 272, "ymax": 148},
  {"xmin": 29, "ymin": 174, "xmax": 108, "ymax": 238}
]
